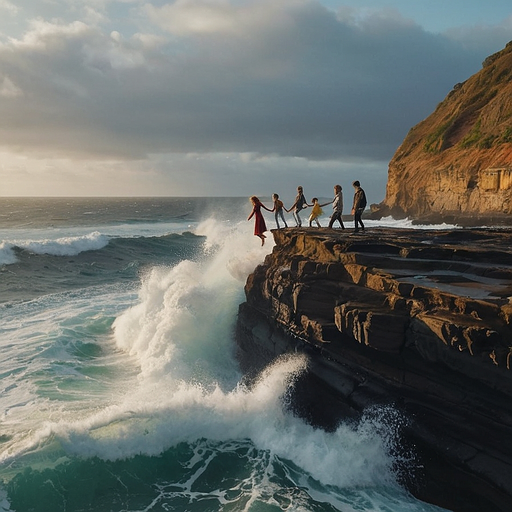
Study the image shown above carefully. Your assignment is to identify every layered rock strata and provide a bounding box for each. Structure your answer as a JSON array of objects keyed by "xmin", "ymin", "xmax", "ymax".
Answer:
[{"xmin": 236, "ymin": 227, "xmax": 512, "ymax": 512}]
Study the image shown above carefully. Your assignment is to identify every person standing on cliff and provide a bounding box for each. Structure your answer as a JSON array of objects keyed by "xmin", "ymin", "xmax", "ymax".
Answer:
[
  {"xmin": 327, "ymin": 184, "xmax": 345, "ymax": 229},
  {"xmin": 286, "ymin": 186, "xmax": 310, "ymax": 227},
  {"xmin": 271, "ymin": 193, "xmax": 288, "ymax": 229},
  {"xmin": 351, "ymin": 180, "xmax": 367, "ymax": 233},
  {"xmin": 248, "ymin": 196, "xmax": 272, "ymax": 245},
  {"xmin": 308, "ymin": 198, "xmax": 324, "ymax": 227}
]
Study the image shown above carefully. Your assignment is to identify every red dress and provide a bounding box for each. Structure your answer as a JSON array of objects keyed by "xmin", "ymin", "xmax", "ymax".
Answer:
[{"xmin": 250, "ymin": 203, "xmax": 267, "ymax": 236}]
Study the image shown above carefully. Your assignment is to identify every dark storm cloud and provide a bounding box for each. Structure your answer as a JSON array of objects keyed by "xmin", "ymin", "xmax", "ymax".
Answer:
[{"xmin": 0, "ymin": 1, "xmax": 509, "ymax": 162}]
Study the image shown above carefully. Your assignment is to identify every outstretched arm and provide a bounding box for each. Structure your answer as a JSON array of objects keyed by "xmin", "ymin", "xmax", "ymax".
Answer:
[{"xmin": 287, "ymin": 200, "xmax": 297, "ymax": 213}]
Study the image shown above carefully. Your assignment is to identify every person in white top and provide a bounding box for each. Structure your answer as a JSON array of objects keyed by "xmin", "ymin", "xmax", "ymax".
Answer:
[{"xmin": 327, "ymin": 184, "xmax": 345, "ymax": 229}]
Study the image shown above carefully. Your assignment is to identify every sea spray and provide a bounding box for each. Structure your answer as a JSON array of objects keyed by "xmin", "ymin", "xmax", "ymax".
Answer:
[
  {"xmin": 0, "ymin": 242, "xmax": 17, "ymax": 265},
  {"xmin": 113, "ymin": 216, "xmax": 274, "ymax": 381},
  {"xmin": 5, "ymin": 232, "xmax": 110, "ymax": 258},
  {"xmin": 0, "ymin": 202, "xmax": 451, "ymax": 511},
  {"xmin": 0, "ymin": 222, "xmax": 194, "ymax": 269},
  {"xmin": 195, "ymin": 217, "xmax": 275, "ymax": 282},
  {"xmin": 22, "ymin": 351, "xmax": 400, "ymax": 494},
  {"xmin": 46, "ymin": 218, "xmax": 398, "ymax": 493},
  {"xmin": 12, "ymin": 216, "xmax": 394, "ymax": 487}
]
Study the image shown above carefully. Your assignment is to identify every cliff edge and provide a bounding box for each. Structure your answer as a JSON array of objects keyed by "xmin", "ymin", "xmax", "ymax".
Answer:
[
  {"xmin": 236, "ymin": 228, "xmax": 512, "ymax": 512},
  {"xmin": 374, "ymin": 41, "xmax": 512, "ymax": 224}
]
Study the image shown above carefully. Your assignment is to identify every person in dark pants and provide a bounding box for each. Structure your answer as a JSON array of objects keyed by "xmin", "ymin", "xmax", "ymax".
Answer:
[
  {"xmin": 351, "ymin": 181, "xmax": 367, "ymax": 233},
  {"xmin": 327, "ymin": 184, "xmax": 345, "ymax": 229},
  {"xmin": 287, "ymin": 186, "xmax": 310, "ymax": 227}
]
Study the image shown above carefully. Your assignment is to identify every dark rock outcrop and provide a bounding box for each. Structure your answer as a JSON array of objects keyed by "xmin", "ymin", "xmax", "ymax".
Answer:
[
  {"xmin": 236, "ymin": 227, "xmax": 512, "ymax": 512},
  {"xmin": 374, "ymin": 41, "xmax": 512, "ymax": 224}
]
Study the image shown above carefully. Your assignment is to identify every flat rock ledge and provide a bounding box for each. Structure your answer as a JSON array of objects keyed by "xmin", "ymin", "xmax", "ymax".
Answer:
[{"xmin": 235, "ymin": 227, "xmax": 512, "ymax": 512}]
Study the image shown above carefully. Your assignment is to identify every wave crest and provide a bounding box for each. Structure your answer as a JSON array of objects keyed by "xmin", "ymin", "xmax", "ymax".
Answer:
[
  {"xmin": 20, "ymin": 231, "xmax": 110, "ymax": 257},
  {"xmin": 0, "ymin": 242, "xmax": 17, "ymax": 265}
]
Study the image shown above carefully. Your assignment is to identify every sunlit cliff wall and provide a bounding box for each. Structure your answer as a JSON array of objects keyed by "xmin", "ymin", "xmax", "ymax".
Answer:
[{"xmin": 376, "ymin": 41, "xmax": 512, "ymax": 222}]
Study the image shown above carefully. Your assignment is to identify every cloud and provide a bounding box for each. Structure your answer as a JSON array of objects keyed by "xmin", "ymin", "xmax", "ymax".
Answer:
[
  {"xmin": 443, "ymin": 14, "xmax": 512, "ymax": 51},
  {"xmin": 0, "ymin": 0, "xmax": 17, "ymax": 16},
  {"xmin": 7, "ymin": 19, "xmax": 92, "ymax": 50},
  {"xmin": 0, "ymin": 0, "xmax": 510, "ymax": 168},
  {"xmin": 0, "ymin": 150, "xmax": 389, "ymax": 204},
  {"xmin": 0, "ymin": 75, "xmax": 22, "ymax": 97},
  {"xmin": 145, "ymin": 0, "xmax": 242, "ymax": 35}
]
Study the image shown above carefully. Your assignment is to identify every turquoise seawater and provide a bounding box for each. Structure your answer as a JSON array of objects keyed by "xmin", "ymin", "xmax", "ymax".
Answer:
[{"xmin": 0, "ymin": 197, "xmax": 450, "ymax": 512}]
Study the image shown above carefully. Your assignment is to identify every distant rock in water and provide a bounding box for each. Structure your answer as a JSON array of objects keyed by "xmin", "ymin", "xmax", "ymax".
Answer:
[{"xmin": 374, "ymin": 41, "xmax": 512, "ymax": 225}]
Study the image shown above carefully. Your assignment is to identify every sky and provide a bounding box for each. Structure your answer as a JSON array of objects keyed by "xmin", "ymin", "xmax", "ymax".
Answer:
[{"xmin": 0, "ymin": 1, "xmax": 511, "ymax": 204}]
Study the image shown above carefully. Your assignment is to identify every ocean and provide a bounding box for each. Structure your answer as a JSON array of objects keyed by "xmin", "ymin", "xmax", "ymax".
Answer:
[{"xmin": 0, "ymin": 197, "xmax": 451, "ymax": 512}]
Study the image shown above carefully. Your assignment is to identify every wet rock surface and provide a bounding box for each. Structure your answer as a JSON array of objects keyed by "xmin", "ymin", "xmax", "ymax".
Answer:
[{"xmin": 236, "ymin": 227, "xmax": 512, "ymax": 512}]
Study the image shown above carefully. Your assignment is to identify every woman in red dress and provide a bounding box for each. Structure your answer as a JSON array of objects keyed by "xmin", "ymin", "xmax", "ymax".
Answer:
[{"xmin": 248, "ymin": 196, "xmax": 272, "ymax": 245}]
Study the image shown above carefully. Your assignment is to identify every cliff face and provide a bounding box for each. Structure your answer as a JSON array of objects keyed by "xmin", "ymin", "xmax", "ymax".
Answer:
[
  {"xmin": 236, "ymin": 228, "xmax": 512, "ymax": 512},
  {"xmin": 376, "ymin": 41, "xmax": 512, "ymax": 222}
]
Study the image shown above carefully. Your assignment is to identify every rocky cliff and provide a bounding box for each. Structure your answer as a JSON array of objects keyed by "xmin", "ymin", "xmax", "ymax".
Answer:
[
  {"xmin": 236, "ymin": 228, "xmax": 512, "ymax": 512},
  {"xmin": 375, "ymin": 41, "xmax": 512, "ymax": 224}
]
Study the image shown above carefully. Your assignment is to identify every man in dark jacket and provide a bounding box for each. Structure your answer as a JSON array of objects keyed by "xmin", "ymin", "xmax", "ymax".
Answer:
[{"xmin": 351, "ymin": 181, "xmax": 367, "ymax": 233}]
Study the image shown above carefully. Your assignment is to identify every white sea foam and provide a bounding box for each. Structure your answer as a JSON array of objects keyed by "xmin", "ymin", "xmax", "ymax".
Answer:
[
  {"xmin": 34, "ymin": 355, "xmax": 399, "ymax": 493},
  {"xmin": 0, "ymin": 220, "xmax": 194, "ymax": 266},
  {"xmin": 1, "ymin": 217, "xmax": 403, "ymax": 497},
  {"xmin": 0, "ymin": 242, "xmax": 17, "ymax": 265},
  {"xmin": 194, "ymin": 217, "xmax": 275, "ymax": 281},
  {"xmin": 112, "ymin": 217, "xmax": 272, "ymax": 383},
  {"xmin": 364, "ymin": 216, "xmax": 460, "ymax": 230},
  {"xmin": 0, "ymin": 231, "xmax": 110, "ymax": 263},
  {"xmin": 17, "ymin": 231, "xmax": 110, "ymax": 256},
  {"xmin": 0, "ymin": 204, "xmax": 457, "ymax": 510}
]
